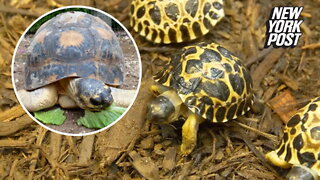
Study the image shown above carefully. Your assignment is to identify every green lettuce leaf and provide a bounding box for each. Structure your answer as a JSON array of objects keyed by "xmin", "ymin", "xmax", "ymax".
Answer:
[
  {"xmin": 77, "ymin": 105, "xmax": 126, "ymax": 129},
  {"xmin": 34, "ymin": 108, "xmax": 66, "ymax": 125}
]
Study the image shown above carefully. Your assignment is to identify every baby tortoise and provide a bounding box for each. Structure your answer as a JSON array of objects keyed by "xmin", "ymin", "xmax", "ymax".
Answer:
[
  {"xmin": 147, "ymin": 42, "xmax": 253, "ymax": 155},
  {"xmin": 266, "ymin": 97, "xmax": 320, "ymax": 180},
  {"xmin": 130, "ymin": 0, "xmax": 224, "ymax": 44},
  {"xmin": 18, "ymin": 11, "xmax": 126, "ymax": 112}
]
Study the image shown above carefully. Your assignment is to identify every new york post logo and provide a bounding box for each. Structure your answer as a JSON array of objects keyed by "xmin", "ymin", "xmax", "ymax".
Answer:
[{"xmin": 265, "ymin": 7, "xmax": 303, "ymax": 48}]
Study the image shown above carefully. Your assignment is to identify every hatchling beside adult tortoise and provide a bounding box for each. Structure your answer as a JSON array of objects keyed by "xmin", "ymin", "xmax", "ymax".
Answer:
[
  {"xmin": 266, "ymin": 97, "xmax": 320, "ymax": 180},
  {"xmin": 130, "ymin": 0, "xmax": 224, "ymax": 44},
  {"xmin": 147, "ymin": 42, "xmax": 253, "ymax": 155},
  {"xmin": 17, "ymin": 11, "xmax": 133, "ymax": 112}
]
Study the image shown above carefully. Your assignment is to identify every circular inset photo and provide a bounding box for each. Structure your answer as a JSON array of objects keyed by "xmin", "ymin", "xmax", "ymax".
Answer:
[{"xmin": 12, "ymin": 6, "xmax": 141, "ymax": 136}]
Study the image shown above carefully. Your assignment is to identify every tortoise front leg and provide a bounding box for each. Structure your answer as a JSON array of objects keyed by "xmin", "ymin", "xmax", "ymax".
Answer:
[{"xmin": 180, "ymin": 113, "xmax": 204, "ymax": 155}]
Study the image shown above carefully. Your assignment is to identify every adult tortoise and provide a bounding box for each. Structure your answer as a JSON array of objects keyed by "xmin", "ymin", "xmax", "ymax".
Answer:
[
  {"xmin": 147, "ymin": 42, "xmax": 253, "ymax": 155},
  {"xmin": 266, "ymin": 97, "xmax": 320, "ymax": 180},
  {"xmin": 17, "ymin": 11, "xmax": 131, "ymax": 112}
]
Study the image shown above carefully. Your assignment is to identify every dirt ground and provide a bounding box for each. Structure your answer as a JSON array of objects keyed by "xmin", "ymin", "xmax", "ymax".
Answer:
[{"xmin": 0, "ymin": 0, "xmax": 319, "ymax": 179}]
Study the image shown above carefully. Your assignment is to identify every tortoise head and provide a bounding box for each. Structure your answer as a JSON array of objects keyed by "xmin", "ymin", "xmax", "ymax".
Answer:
[
  {"xmin": 147, "ymin": 89, "xmax": 183, "ymax": 123},
  {"xmin": 286, "ymin": 165, "xmax": 317, "ymax": 180},
  {"xmin": 147, "ymin": 95, "xmax": 175, "ymax": 123},
  {"xmin": 69, "ymin": 78, "xmax": 113, "ymax": 111}
]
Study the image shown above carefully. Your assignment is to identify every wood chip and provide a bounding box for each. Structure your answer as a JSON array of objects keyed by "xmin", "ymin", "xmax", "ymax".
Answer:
[
  {"xmin": 302, "ymin": 43, "xmax": 320, "ymax": 50},
  {"xmin": 0, "ymin": 114, "xmax": 33, "ymax": 136},
  {"xmin": 8, "ymin": 159, "xmax": 19, "ymax": 179},
  {"xmin": 216, "ymin": 31, "xmax": 231, "ymax": 39},
  {"xmin": 78, "ymin": 135, "xmax": 95, "ymax": 165},
  {"xmin": 0, "ymin": 139, "xmax": 29, "ymax": 147},
  {"xmin": 262, "ymin": 84, "xmax": 279, "ymax": 101},
  {"xmin": 300, "ymin": 23, "xmax": 312, "ymax": 36},
  {"xmin": 301, "ymin": 12, "xmax": 312, "ymax": 18},
  {"xmin": 0, "ymin": 105, "xmax": 25, "ymax": 122},
  {"xmin": 231, "ymin": 121, "xmax": 278, "ymax": 142},
  {"xmin": 245, "ymin": 47, "xmax": 273, "ymax": 67},
  {"xmin": 162, "ymin": 147, "xmax": 176, "ymax": 171},
  {"xmin": 140, "ymin": 136, "xmax": 154, "ymax": 149},
  {"xmin": 66, "ymin": 136, "xmax": 80, "ymax": 157},
  {"xmin": 251, "ymin": 49, "xmax": 285, "ymax": 89},
  {"xmin": 50, "ymin": 132, "xmax": 62, "ymax": 161},
  {"xmin": 237, "ymin": 133, "xmax": 278, "ymax": 174},
  {"xmin": 0, "ymin": 6, "xmax": 41, "ymax": 17},
  {"xmin": 28, "ymin": 127, "xmax": 47, "ymax": 180},
  {"xmin": 178, "ymin": 161, "xmax": 192, "ymax": 180},
  {"xmin": 129, "ymin": 151, "xmax": 159, "ymax": 180},
  {"xmin": 275, "ymin": 73, "xmax": 299, "ymax": 91},
  {"xmin": 268, "ymin": 90, "xmax": 298, "ymax": 123},
  {"xmin": 238, "ymin": 169, "xmax": 276, "ymax": 179}
]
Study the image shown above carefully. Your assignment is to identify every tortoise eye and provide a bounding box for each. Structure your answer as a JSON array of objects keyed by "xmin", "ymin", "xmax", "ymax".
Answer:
[{"xmin": 90, "ymin": 97, "xmax": 102, "ymax": 106}]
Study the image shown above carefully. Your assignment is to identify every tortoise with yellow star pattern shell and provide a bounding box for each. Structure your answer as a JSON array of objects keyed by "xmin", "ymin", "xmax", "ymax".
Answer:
[
  {"xmin": 147, "ymin": 42, "xmax": 253, "ymax": 155},
  {"xmin": 22, "ymin": 11, "xmax": 124, "ymax": 111},
  {"xmin": 266, "ymin": 97, "xmax": 320, "ymax": 180},
  {"xmin": 130, "ymin": 0, "xmax": 225, "ymax": 44}
]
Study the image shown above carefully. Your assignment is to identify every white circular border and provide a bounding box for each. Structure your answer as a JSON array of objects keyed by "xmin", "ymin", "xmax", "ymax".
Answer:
[{"xmin": 11, "ymin": 5, "xmax": 142, "ymax": 136}]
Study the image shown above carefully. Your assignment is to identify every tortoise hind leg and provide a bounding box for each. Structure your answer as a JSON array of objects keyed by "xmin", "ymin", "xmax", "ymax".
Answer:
[
  {"xmin": 18, "ymin": 84, "xmax": 58, "ymax": 112},
  {"xmin": 180, "ymin": 113, "xmax": 204, "ymax": 155}
]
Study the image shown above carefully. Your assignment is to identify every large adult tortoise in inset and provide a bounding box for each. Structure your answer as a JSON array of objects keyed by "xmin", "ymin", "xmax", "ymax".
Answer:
[{"xmin": 18, "ymin": 11, "xmax": 133, "ymax": 112}]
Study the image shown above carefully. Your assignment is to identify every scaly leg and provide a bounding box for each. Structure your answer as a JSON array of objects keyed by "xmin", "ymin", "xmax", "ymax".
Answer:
[
  {"xmin": 17, "ymin": 84, "xmax": 58, "ymax": 112},
  {"xmin": 180, "ymin": 113, "xmax": 204, "ymax": 155}
]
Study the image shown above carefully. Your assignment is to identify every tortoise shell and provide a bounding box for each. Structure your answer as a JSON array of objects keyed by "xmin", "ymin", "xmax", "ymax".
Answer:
[
  {"xmin": 25, "ymin": 11, "xmax": 124, "ymax": 90},
  {"xmin": 266, "ymin": 97, "xmax": 320, "ymax": 176},
  {"xmin": 154, "ymin": 42, "xmax": 253, "ymax": 122},
  {"xmin": 130, "ymin": 0, "xmax": 224, "ymax": 44}
]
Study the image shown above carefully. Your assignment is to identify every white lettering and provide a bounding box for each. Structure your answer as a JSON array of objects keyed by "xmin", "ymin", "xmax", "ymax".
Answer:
[
  {"xmin": 268, "ymin": 20, "xmax": 277, "ymax": 32},
  {"xmin": 283, "ymin": 20, "xmax": 294, "ymax": 32},
  {"xmin": 274, "ymin": 20, "xmax": 285, "ymax": 33},
  {"xmin": 291, "ymin": 7, "xmax": 303, "ymax": 19},
  {"xmin": 293, "ymin": 33, "xmax": 302, "ymax": 46},
  {"xmin": 267, "ymin": 34, "xmax": 277, "ymax": 46},
  {"xmin": 292, "ymin": 20, "xmax": 303, "ymax": 32},
  {"xmin": 272, "ymin": 7, "xmax": 283, "ymax": 19},
  {"xmin": 281, "ymin": 7, "xmax": 290, "ymax": 19}
]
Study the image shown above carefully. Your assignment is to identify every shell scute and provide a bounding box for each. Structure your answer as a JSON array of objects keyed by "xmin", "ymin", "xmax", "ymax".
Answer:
[
  {"xmin": 25, "ymin": 11, "xmax": 124, "ymax": 90},
  {"xmin": 154, "ymin": 43, "xmax": 253, "ymax": 122},
  {"xmin": 130, "ymin": 0, "xmax": 225, "ymax": 44}
]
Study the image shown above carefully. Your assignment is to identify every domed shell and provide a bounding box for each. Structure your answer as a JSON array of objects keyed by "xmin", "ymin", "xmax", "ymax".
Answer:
[
  {"xmin": 154, "ymin": 42, "xmax": 253, "ymax": 122},
  {"xmin": 130, "ymin": 0, "xmax": 224, "ymax": 44},
  {"xmin": 25, "ymin": 11, "xmax": 124, "ymax": 90},
  {"xmin": 265, "ymin": 97, "xmax": 320, "ymax": 176}
]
